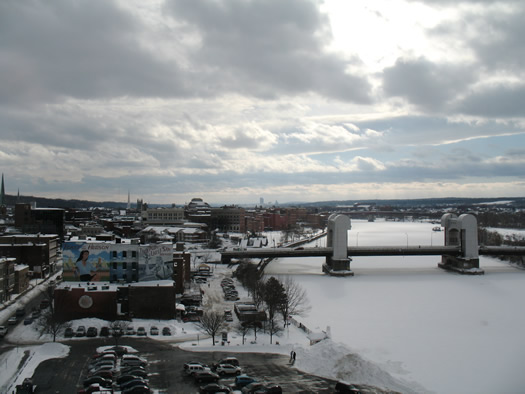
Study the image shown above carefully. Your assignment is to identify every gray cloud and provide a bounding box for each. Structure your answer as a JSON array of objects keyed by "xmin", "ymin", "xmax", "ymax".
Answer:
[
  {"xmin": 0, "ymin": 0, "xmax": 188, "ymax": 106},
  {"xmin": 382, "ymin": 58, "xmax": 476, "ymax": 112},
  {"xmin": 457, "ymin": 84, "xmax": 525, "ymax": 118},
  {"xmin": 163, "ymin": 0, "xmax": 372, "ymax": 103}
]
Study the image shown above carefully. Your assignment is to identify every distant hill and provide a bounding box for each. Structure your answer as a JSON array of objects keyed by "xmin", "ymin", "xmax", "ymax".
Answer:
[
  {"xmin": 282, "ymin": 197, "xmax": 525, "ymax": 209},
  {"xmin": 3, "ymin": 194, "xmax": 129, "ymax": 209},
  {"xmin": 3, "ymin": 194, "xmax": 525, "ymax": 210}
]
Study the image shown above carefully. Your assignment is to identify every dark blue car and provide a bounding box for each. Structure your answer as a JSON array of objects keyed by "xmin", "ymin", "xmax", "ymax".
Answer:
[{"xmin": 235, "ymin": 375, "xmax": 257, "ymax": 388}]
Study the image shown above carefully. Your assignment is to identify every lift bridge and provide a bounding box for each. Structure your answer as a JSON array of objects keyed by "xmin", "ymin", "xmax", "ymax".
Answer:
[{"xmin": 221, "ymin": 213, "xmax": 525, "ymax": 276}]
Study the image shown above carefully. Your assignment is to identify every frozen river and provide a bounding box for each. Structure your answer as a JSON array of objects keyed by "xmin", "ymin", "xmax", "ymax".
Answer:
[{"xmin": 265, "ymin": 220, "xmax": 525, "ymax": 394}]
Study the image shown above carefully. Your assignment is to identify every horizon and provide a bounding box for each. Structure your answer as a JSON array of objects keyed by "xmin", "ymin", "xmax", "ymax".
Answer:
[{"xmin": 3, "ymin": 190, "xmax": 523, "ymax": 208}]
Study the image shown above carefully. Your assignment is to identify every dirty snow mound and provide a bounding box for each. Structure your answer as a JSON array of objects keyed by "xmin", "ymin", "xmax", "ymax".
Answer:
[{"xmin": 294, "ymin": 339, "xmax": 427, "ymax": 394}]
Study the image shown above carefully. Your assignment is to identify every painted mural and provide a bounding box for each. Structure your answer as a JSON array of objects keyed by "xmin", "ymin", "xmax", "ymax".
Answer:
[
  {"xmin": 62, "ymin": 242, "xmax": 111, "ymax": 282},
  {"xmin": 62, "ymin": 241, "xmax": 174, "ymax": 283}
]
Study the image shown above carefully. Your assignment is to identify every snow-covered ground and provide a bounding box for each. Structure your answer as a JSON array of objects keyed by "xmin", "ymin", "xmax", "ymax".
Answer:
[
  {"xmin": 1, "ymin": 220, "xmax": 524, "ymax": 393},
  {"xmin": 265, "ymin": 220, "xmax": 525, "ymax": 394}
]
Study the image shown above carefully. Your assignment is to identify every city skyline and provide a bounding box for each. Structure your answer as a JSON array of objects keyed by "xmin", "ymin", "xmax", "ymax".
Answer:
[{"xmin": 1, "ymin": 0, "xmax": 524, "ymax": 204}]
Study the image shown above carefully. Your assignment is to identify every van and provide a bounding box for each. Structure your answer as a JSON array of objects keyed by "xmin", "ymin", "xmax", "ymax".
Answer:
[{"xmin": 15, "ymin": 308, "xmax": 25, "ymax": 318}]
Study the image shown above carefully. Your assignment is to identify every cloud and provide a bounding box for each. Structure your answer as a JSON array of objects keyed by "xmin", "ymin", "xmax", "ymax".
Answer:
[
  {"xmin": 382, "ymin": 57, "xmax": 476, "ymax": 112},
  {"xmin": 456, "ymin": 84, "xmax": 525, "ymax": 118},
  {"xmin": 163, "ymin": 0, "xmax": 372, "ymax": 103},
  {"xmin": 0, "ymin": 0, "xmax": 188, "ymax": 106}
]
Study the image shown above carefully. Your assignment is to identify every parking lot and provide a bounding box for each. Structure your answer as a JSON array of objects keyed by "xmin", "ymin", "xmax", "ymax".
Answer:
[{"xmin": 30, "ymin": 337, "xmax": 339, "ymax": 393}]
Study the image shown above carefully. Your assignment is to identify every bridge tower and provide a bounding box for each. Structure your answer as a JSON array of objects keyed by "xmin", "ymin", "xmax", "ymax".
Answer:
[
  {"xmin": 439, "ymin": 213, "xmax": 483, "ymax": 274},
  {"xmin": 323, "ymin": 214, "xmax": 353, "ymax": 276}
]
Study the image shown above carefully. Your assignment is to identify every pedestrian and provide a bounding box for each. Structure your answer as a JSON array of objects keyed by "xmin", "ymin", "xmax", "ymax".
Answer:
[
  {"xmin": 289, "ymin": 350, "xmax": 294, "ymax": 364},
  {"xmin": 292, "ymin": 351, "xmax": 296, "ymax": 365}
]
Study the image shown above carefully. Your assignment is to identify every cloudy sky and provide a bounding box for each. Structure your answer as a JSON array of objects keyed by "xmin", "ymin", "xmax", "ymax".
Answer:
[{"xmin": 1, "ymin": 0, "xmax": 524, "ymax": 205}]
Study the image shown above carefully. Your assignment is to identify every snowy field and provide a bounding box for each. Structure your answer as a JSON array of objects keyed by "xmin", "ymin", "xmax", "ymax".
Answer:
[
  {"xmin": 1, "ymin": 220, "xmax": 524, "ymax": 393},
  {"xmin": 266, "ymin": 220, "xmax": 525, "ymax": 394}
]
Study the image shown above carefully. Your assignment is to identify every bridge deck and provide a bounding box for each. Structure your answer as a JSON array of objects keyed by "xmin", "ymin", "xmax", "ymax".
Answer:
[
  {"xmin": 221, "ymin": 245, "xmax": 525, "ymax": 260},
  {"xmin": 221, "ymin": 245, "xmax": 462, "ymax": 260}
]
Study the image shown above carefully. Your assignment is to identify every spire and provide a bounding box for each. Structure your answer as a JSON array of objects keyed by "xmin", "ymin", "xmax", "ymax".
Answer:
[
  {"xmin": 127, "ymin": 190, "xmax": 131, "ymax": 210},
  {"xmin": 0, "ymin": 173, "xmax": 5, "ymax": 206}
]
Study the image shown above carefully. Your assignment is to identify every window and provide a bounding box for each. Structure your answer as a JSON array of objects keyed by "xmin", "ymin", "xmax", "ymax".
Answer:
[
  {"xmin": 132, "ymin": 251, "xmax": 137, "ymax": 258},
  {"xmin": 123, "ymin": 262, "xmax": 127, "ymax": 269},
  {"xmin": 122, "ymin": 251, "xmax": 127, "ymax": 258},
  {"xmin": 113, "ymin": 262, "xmax": 117, "ymax": 269},
  {"xmin": 112, "ymin": 251, "xmax": 117, "ymax": 258}
]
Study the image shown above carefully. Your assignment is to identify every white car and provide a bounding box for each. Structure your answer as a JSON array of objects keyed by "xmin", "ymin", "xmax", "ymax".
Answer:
[
  {"xmin": 0, "ymin": 326, "xmax": 8, "ymax": 337},
  {"xmin": 215, "ymin": 363, "xmax": 242, "ymax": 376}
]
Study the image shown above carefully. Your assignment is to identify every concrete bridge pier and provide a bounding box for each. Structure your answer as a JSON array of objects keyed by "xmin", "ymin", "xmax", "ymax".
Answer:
[
  {"xmin": 439, "ymin": 213, "xmax": 484, "ymax": 275},
  {"xmin": 323, "ymin": 214, "xmax": 353, "ymax": 276}
]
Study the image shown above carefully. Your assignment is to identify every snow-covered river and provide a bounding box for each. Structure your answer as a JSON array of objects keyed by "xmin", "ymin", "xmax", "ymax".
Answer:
[{"xmin": 265, "ymin": 220, "xmax": 525, "ymax": 394}]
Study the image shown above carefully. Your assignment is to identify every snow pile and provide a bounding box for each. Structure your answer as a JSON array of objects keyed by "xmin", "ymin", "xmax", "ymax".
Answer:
[
  {"xmin": 294, "ymin": 339, "xmax": 425, "ymax": 394},
  {"xmin": 0, "ymin": 342, "xmax": 69, "ymax": 393}
]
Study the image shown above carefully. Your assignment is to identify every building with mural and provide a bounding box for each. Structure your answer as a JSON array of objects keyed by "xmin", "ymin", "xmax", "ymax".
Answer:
[{"xmin": 62, "ymin": 241, "xmax": 173, "ymax": 283}]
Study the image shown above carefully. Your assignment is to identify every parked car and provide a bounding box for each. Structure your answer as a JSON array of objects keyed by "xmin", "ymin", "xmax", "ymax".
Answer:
[
  {"xmin": 149, "ymin": 326, "xmax": 159, "ymax": 335},
  {"xmin": 121, "ymin": 355, "xmax": 147, "ymax": 368},
  {"xmin": 120, "ymin": 378, "xmax": 148, "ymax": 391},
  {"xmin": 64, "ymin": 327, "xmax": 74, "ymax": 338},
  {"xmin": 214, "ymin": 357, "xmax": 239, "ymax": 368},
  {"xmin": 137, "ymin": 327, "xmax": 147, "ymax": 336},
  {"xmin": 83, "ymin": 376, "xmax": 112, "ymax": 388},
  {"xmin": 75, "ymin": 326, "xmax": 86, "ymax": 337},
  {"xmin": 199, "ymin": 383, "xmax": 232, "ymax": 393},
  {"xmin": 120, "ymin": 366, "xmax": 147, "ymax": 377},
  {"xmin": 162, "ymin": 327, "xmax": 171, "ymax": 336},
  {"xmin": 215, "ymin": 364, "xmax": 242, "ymax": 376},
  {"xmin": 31, "ymin": 310, "xmax": 40, "ymax": 319},
  {"xmin": 126, "ymin": 326, "xmax": 136, "ymax": 335},
  {"xmin": 91, "ymin": 354, "xmax": 116, "ymax": 364},
  {"xmin": 87, "ymin": 370, "xmax": 113, "ymax": 380},
  {"xmin": 241, "ymin": 382, "xmax": 265, "ymax": 394},
  {"xmin": 0, "ymin": 326, "xmax": 8, "ymax": 337},
  {"xmin": 117, "ymin": 374, "xmax": 148, "ymax": 386},
  {"xmin": 122, "ymin": 355, "xmax": 147, "ymax": 363},
  {"xmin": 122, "ymin": 384, "xmax": 150, "ymax": 393},
  {"xmin": 86, "ymin": 327, "xmax": 98, "ymax": 337},
  {"xmin": 234, "ymin": 375, "xmax": 257, "ymax": 389},
  {"xmin": 15, "ymin": 308, "xmax": 25, "ymax": 318},
  {"xmin": 193, "ymin": 371, "xmax": 220, "ymax": 384},
  {"xmin": 23, "ymin": 317, "xmax": 33, "ymax": 325},
  {"xmin": 185, "ymin": 364, "xmax": 211, "ymax": 376},
  {"xmin": 89, "ymin": 364, "xmax": 115, "ymax": 374},
  {"xmin": 7, "ymin": 316, "xmax": 18, "ymax": 326},
  {"xmin": 99, "ymin": 327, "xmax": 110, "ymax": 337},
  {"xmin": 89, "ymin": 360, "xmax": 115, "ymax": 371}
]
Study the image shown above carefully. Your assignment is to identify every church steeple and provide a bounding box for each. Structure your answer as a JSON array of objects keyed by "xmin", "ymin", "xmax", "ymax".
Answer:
[{"xmin": 0, "ymin": 173, "xmax": 5, "ymax": 206}]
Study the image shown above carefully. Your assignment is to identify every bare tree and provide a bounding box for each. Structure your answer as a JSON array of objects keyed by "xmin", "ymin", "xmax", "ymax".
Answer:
[
  {"xmin": 110, "ymin": 320, "xmax": 130, "ymax": 348},
  {"xmin": 37, "ymin": 310, "xmax": 71, "ymax": 342},
  {"xmin": 279, "ymin": 276, "xmax": 311, "ymax": 327},
  {"xmin": 235, "ymin": 322, "xmax": 251, "ymax": 345},
  {"xmin": 197, "ymin": 310, "xmax": 226, "ymax": 346}
]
